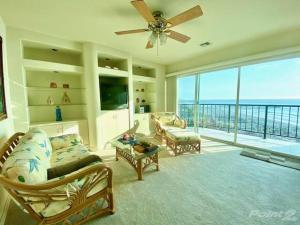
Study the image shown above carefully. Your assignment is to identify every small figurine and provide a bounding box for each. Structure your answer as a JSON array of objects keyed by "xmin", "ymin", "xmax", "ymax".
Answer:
[
  {"xmin": 47, "ymin": 96, "xmax": 54, "ymax": 105},
  {"xmin": 61, "ymin": 92, "xmax": 71, "ymax": 104},
  {"xmin": 55, "ymin": 106, "xmax": 62, "ymax": 121},
  {"xmin": 123, "ymin": 133, "xmax": 130, "ymax": 140}
]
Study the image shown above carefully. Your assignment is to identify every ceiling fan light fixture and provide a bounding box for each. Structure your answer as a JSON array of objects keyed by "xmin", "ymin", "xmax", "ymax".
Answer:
[
  {"xmin": 115, "ymin": 1, "xmax": 203, "ymax": 50},
  {"xmin": 149, "ymin": 31, "xmax": 157, "ymax": 46},
  {"xmin": 159, "ymin": 32, "xmax": 167, "ymax": 45}
]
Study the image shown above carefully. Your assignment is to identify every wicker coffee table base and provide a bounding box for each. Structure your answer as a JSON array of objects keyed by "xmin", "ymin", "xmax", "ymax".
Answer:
[
  {"xmin": 115, "ymin": 147, "xmax": 159, "ymax": 180},
  {"xmin": 166, "ymin": 137, "xmax": 201, "ymax": 156}
]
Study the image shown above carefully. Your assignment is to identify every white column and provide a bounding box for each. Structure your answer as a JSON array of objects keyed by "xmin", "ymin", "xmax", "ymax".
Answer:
[
  {"xmin": 156, "ymin": 66, "xmax": 166, "ymax": 112},
  {"xmin": 234, "ymin": 67, "xmax": 241, "ymax": 143},
  {"xmin": 82, "ymin": 43, "xmax": 100, "ymax": 151},
  {"xmin": 127, "ymin": 56, "xmax": 134, "ymax": 128},
  {"xmin": 6, "ymin": 28, "xmax": 29, "ymax": 132}
]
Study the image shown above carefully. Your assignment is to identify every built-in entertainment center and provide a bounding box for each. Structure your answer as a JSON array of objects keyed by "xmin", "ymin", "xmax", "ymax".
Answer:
[{"xmin": 9, "ymin": 28, "xmax": 165, "ymax": 151}]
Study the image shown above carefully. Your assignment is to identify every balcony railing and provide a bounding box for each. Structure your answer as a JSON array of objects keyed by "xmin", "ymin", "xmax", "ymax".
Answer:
[{"xmin": 179, "ymin": 103, "xmax": 300, "ymax": 142}]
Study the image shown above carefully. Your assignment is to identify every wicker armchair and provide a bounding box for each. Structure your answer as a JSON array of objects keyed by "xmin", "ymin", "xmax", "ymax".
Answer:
[{"xmin": 0, "ymin": 131, "xmax": 114, "ymax": 225}]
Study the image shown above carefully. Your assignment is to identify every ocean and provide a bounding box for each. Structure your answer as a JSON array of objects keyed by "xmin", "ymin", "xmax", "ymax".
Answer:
[{"xmin": 179, "ymin": 99, "xmax": 300, "ymax": 106}]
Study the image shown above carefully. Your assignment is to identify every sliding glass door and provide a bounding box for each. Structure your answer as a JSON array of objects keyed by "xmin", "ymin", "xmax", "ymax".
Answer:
[
  {"xmin": 177, "ymin": 57, "xmax": 300, "ymax": 150},
  {"xmin": 197, "ymin": 68, "xmax": 238, "ymax": 142},
  {"xmin": 178, "ymin": 75, "xmax": 197, "ymax": 130},
  {"xmin": 237, "ymin": 58, "xmax": 300, "ymax": 146}
]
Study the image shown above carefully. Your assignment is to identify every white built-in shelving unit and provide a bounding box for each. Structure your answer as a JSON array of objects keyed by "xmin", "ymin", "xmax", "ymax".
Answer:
[
  {"xmin": 98, "ymin": 54, "xmax": 129, "ymax": 77},
  {"xmin": 23, "ymin": 41, "xmax": 87, "ymax": 125},
  {"xmin": 8, "ymin": 28, "xmax": 165, "ymax": 150},
  {"xmin": 132, "ymin": 64, "xmax": 157, "ymax": 113}
]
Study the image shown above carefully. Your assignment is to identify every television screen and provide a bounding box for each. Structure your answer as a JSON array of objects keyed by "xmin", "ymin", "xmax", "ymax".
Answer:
[{"xmin": 100, "ymin": 81, "xmax": 128, "ymax": 110}]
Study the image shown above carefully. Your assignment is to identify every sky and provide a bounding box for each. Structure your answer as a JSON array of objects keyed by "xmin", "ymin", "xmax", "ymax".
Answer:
[{"xmin": 178, "ymin": 57, "xmax": 300, "ymax": 102}]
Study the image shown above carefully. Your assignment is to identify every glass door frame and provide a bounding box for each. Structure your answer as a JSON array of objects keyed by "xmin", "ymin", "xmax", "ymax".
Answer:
[{"xmin": 177, "ymin": 67, "xmax": 242, "ymax": 144}]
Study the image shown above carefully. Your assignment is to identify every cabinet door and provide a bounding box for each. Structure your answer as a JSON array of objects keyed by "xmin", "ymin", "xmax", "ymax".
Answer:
[
  {"xmin": 100, "ymin": 111, "xmax": 117, "ymax": 149},
  {"xmin": 78, "ymin": 120, "xmax": 89, "ymax": 145},
  {"xmin": 62, "ymin": 121, "xmax": 89, "ymax": 145},
  {"xmin": 116, "ymin": 109, "xmax": 129, "ymax": 136},
  {"xmin": 62, "ymin": 122, "xmax": 80, "ymax": 135},
  {"xmin": 32, "ymin": 124, "xmax": 63, "ymax": 137}
]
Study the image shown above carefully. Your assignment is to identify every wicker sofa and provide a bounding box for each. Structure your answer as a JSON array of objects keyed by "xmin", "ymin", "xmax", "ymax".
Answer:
[
  {"xmin": 151, "ymin": 112, "xmax": 201, "ymax": 156},
  {"xmin": 0, "ymin": 128, "xmax": 114, "ymax": 225}
]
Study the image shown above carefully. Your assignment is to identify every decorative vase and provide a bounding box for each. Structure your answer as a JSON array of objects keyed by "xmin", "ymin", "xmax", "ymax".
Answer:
[
  {"xmin": 136, "ymin": 97, "xmax": 140, "ymax": 104},
  {"xmin": 55, "ymin": 106, "xmax": 62, "ymax": 121},
  {"xmin": 50, "ymin": 82, "xmax": 57, "ymax": 88},
  {"xmin": 47, "ymin": 96, "xmax": 54, "ymax": 105},
  {"xmin": 61, "ymin": 92, "xmax": 71, "ymax": 104}
]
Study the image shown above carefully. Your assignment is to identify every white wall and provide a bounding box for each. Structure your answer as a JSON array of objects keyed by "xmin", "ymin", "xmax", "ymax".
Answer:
[
  {"xmin": 166, "ymin": 76, "xmax": 177, "ymax": 112},
  {"xmin": 0, "ymin": 16, "xmax": 14, "ymax": 225},
  {"xmin": 166, "ymin": 28, "xmax": 300, "ymax": 75}
]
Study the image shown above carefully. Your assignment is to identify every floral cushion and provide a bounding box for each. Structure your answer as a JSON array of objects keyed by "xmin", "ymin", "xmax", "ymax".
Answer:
[
  {"xmin": 49, "ymin": 134, "xmax": 83, "ymax": 151},
  {"xmin": 2, "ymin": 143, "xmax": 49, "ymax": 184},
  {"xmin": 51, "ymin": 144, "xmax": 91, "ymax": 167},
  {"xmin": 20, "ymin": 128, "xmax": 53, "ymax": 161},
  {"xmin": 152, "ymin": 112, "xmax": 176, "ymax": 125},
  {"xmin": 166, "ymin": 129, "xmax": 201, "ymax": 142}
]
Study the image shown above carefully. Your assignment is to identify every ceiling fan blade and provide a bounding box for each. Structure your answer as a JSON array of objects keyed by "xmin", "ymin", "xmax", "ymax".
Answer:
[
  {"xmin": 131, "ymin": 0, "xmax": 156, "ymax": 23},
  {"xmin": 166, "ymin": 30, "xmax": 191, "ymax": 43},
  {"xmin": 146, "ymin": 41, "xmax": 153, "ymax": 49},
  {"xmin": 115, "ymin": 29, "xmax": 149, "ymax": 35},
  {"xmin": 167, "ymin": 5, "xmax": 203, "ymax": 28}
]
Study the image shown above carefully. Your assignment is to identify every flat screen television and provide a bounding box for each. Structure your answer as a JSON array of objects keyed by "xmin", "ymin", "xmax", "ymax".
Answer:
[{"xmin": 100, "ymin": 78, "xmax": 128, "ymax": 110}]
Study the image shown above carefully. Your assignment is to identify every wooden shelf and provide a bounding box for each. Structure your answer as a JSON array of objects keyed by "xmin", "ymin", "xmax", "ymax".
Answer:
[
  {"xmin": 133, "ymin": 75, "xmax": 156, "ymax": 83},
  {"xmin": 23, "ymin": 59, "xmax": 83, "ymax": 74},
  {"xmin": 98, "ymin": 67, "xmax": 129, "ymax": 77},
  {"xmin": 30, "ymin": 119, "xmax": 87, "ymax": 127},
  {"xmin": 28, "ymin": 104, "xmax": 86, "ymax": 107},
  {"xmin": 26, "ymin": 87, "xmax": 85, "ymax": 91}
]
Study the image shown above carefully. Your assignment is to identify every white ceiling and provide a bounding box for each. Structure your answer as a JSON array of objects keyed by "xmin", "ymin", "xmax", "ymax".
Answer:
[{"xmin": 0, "ymin": 0, "xmax": 300, "ymax": 65}]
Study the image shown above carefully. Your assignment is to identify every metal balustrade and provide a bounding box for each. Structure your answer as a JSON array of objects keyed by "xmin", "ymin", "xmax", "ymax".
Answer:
[{"xmin": 179, "ymin": 103, "xmax": 300, "ymax": 142}]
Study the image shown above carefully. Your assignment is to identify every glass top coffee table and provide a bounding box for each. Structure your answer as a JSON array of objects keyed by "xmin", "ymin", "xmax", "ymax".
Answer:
[{"xmin": 111, "ymin": 137, "xmax": 163, "ymax": 180}]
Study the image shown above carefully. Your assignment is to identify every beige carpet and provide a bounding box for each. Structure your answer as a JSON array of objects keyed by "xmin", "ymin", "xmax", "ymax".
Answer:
[{"xmin": 5, "ymin": 140, "xmax": 300, "ymax": 225}]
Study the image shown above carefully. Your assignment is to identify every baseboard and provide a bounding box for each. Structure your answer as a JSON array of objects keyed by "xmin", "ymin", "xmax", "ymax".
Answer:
[{"xmin": 0, "ymin": 195, "xmax": 10, "ymax": 225}]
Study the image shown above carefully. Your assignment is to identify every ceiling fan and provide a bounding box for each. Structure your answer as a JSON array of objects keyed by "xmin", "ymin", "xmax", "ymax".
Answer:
[{"xmin": 115, "ymin": 0, "xmax": 203, "ymax": 49}]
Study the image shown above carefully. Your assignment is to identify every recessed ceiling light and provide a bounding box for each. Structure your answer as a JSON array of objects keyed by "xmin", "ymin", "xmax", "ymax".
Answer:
[
  {"xmin": 51, "ymin": 48, "xmax": 58, "ymax": 52},
  {"xmin": 200, "ymin": 42, "xmax": 211, "ymax": 47}
]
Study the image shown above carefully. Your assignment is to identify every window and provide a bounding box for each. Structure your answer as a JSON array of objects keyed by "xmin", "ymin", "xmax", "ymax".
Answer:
[{"xmin": 177, "ymin": 57, "xmax": 300, "ymax": 147}]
